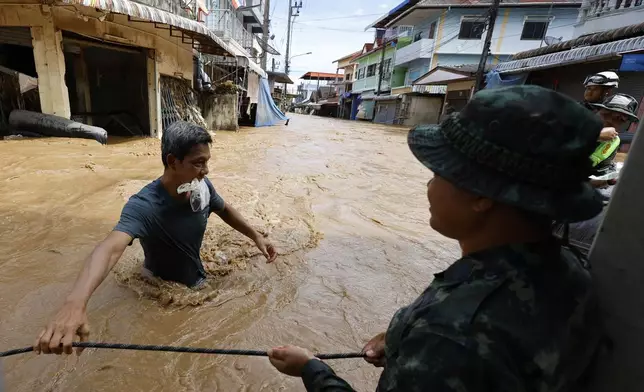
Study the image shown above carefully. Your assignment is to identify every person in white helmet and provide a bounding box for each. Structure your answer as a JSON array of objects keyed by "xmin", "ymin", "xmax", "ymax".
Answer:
[
  {"xmin": 582, "ymin": 71, "xmax": 622, "ymax": 142},
  {"xmin": 582, "ymin": 71, "xmax": 619, "ymax": 110}
]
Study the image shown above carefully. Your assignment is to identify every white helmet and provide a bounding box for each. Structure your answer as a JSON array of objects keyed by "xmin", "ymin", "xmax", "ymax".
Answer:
[{"xmin": 583, "ymin": 71, "xmax": 619, "ymax": 88}]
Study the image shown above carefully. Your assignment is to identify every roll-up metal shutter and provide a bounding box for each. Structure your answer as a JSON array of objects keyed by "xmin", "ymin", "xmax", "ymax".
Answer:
[{"xmin": 0, "ymin": 27, "xmax": 33, "ymax": 47}]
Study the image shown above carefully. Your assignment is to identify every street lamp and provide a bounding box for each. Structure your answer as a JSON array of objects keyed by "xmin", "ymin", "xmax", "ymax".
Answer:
[
  {"xmin": 283, "ymin": 52, "xmax": 312, "ymax": 101},
  {"xmin": 289, "ymin": 52, "xmax": 312, "ymax": 61}
]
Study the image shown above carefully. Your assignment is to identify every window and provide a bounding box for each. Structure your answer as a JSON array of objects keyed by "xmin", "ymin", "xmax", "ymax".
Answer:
[
  {"xmin": 413, "ymin": 30, "xmax": 423, "ymax": 42},
  {"xmin": 367, "ymin": 64, "xmax": 377, "ymax": 77},
  {"xmin": 521, "ymin": 18, "xmax": 550, "ymax": 40},
  {"xmin": 346, "ymin": 73, "xmax": 352, "ymax": 81},
  {"xmin": 428, "ymin": 21, "xmax": 437, "ymax": 39},
  {"xmin": 357, "ymin": 68, "xmax": 365, "ymax": 79},
  {"xmin": 458, "ymin": 17, "xmax": 486, "ymax": 40},
  {"xmin": 383, "ymin": 59, "xmax": 392, "ymax": 74}
]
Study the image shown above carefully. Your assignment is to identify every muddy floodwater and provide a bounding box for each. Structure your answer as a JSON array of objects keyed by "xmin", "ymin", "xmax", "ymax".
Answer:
[{"xmin": 0, "ymin": 114, "xmax": 460, "ymax": 391}]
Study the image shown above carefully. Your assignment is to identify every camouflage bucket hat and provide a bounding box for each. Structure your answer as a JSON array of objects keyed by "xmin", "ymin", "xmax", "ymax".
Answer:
[{"xmin": 408, "ymin": 85, "xmax": 605, "ymax": 223}]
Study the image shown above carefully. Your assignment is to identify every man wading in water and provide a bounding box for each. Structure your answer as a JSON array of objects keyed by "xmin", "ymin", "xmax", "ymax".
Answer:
[
  {"xmin": 267, "ymin": 86, "xmax": 604, "ymax": 391},
  {"xmin": 35, "ymin": 121, "xmax": 277, "ymax": 355}
]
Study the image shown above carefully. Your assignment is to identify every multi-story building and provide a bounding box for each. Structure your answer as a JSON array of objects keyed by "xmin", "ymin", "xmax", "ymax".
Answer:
[
  {"xmin": 0, "ymin": 0, "xmax": 245, "ymax": 138},
  {"xmin": 369, "ymin": 0, "xmax": 582, "ymax": 95},
  {"xmin": 574, "ymin": 0, "xmax": 644, "ymax": 37},
  {"xmin": 331, "ymin": 45, "xmax": 372, "ymax": 119}
]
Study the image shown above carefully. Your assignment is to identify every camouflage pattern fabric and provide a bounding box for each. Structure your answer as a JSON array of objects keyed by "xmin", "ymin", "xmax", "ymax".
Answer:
[
  {"xmin": 408, "ymin": 86, "xmax": 605, "ymax": 223},
  {"xmin": 300, "ymin": 240, "xmax": 602, "ymax": 392}
]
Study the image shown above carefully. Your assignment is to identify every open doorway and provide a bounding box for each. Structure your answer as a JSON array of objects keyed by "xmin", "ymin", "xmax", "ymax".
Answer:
[{"xmin": 63, "ymin": 33, "xmax": 150, "ymax": 137}]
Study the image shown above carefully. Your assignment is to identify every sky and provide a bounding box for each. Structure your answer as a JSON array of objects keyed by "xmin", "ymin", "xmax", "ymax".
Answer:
[{"xmin": 265, "ymin": 0, "xmax": 393, "ymax": 78}]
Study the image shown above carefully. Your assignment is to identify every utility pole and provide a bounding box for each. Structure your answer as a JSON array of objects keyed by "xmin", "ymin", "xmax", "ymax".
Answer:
[
  {"xmin": 284, "ymin": 0, "xmax": 302, "ymax": 76},
  {"xmin": 284, "ymin": 0, "xmax": 301, "ymax": 103},
  {"xmin": 272, "ymin": 58, "xmax": 276, "ymax": 72},
  {"xmin": 473, "ymin": 0, "xmax": 501, "ymax": 93},
  {"xmin": 376, "ymin": 36, "xmax": 387, "ymax": 96},
  {"xmin": 260, "ymin": 0, "xmax": 271, "ymax": 70}
]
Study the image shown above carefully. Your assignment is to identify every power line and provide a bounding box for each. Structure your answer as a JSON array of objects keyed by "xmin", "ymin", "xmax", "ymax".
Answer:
[{"xmin": 273, "ymin": 12, "xmax": 384, "ymax": 22}]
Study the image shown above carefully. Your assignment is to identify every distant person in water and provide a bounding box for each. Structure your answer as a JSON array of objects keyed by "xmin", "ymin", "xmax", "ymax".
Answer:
[
  {"xmin": 267, "ymin": 86, "xmax": 604, "ymax": 391},
  {"xmin": 35, "ymin": 121, "xmax": 277, "ymax": 355}
]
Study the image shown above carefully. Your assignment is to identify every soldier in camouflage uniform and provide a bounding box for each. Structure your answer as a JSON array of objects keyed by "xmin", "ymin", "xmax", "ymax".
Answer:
[{"xmin": 267, "ymin": 86, "xmax": 605, "ymax": 391}]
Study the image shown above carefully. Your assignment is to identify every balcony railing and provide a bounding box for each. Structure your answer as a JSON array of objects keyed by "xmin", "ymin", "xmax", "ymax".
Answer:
[
  {"xmin": 394, "ymin": 38, "xmax": 434, "ymax": 67},
  {"xmin": 205, "ymin": 10, "xmax": 253, "ymax": 51},
  {"xmin": 384, "ymin": 25, "xmax": 414, "ymax": 41},
  {"xmin": 582, "ymin": 0, "xmax": 644, "ymax": 19}
]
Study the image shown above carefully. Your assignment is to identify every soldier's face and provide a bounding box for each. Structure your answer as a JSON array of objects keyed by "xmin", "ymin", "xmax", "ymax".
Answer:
[
  {"xmin": 584, "ymin": 86, "xmax": 611, "ymax": 103},
  {"xmin": 426, "ymin": 175, "xmax": 492, "ymax": 240}
]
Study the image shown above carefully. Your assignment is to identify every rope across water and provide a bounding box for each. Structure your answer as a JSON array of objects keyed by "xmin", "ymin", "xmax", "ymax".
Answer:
[{"xmin": 0, "ymin": 342, "xmax": 365, "ymax": 360}]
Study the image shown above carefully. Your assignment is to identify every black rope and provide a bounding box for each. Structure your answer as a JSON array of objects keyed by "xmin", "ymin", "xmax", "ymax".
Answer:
[{"xmin": 0, "ymin": 342, "xmax": 365, "ymax": 360}]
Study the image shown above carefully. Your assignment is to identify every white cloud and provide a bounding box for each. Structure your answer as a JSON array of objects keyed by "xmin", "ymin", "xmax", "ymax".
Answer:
[
  {"xmin": 355, "ymin": 8, "xmax": 364, "ymax": 15},
  {"xmin": 379, "ymin": 3, "xmax": 389, "ymax": 8}
]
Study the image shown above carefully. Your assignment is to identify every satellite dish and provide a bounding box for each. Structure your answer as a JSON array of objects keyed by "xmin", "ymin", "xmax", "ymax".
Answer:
[{"xmin": 544, "ymin": 36, "xmax": 563, "ymax": 45}]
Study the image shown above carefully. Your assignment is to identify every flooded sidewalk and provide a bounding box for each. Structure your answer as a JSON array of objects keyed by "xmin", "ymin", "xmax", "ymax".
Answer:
[{"xmin": 0, "ymin": 114, "xmax": 459, "ymax": 391}]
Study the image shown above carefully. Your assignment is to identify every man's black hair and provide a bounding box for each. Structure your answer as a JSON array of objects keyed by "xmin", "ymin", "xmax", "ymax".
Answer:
[{"xmin": 161, "ymin": 121, "xmax": 212, "ymax": 167}]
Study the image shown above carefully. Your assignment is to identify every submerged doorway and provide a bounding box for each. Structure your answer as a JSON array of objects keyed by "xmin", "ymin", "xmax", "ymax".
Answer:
[{"xmin": 63, "ymin": 33, "xmax": 150, "ymax": 137}]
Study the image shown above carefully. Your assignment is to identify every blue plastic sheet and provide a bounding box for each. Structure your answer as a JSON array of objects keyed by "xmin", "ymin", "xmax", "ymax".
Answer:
[
  {"xmin": 485, "ymin": 70, "xmax": 528, "ymax": 89},
  {"xmin": 255, "ymin": 77, "xmax": 289, "ymax": 127}
]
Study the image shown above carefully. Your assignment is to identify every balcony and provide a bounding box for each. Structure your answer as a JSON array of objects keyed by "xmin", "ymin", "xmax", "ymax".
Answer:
[
  {"xmin": 353, "ymin": 74, "xmax": 391, "ymax": 93},
  {"xmin": 574, "ymin": 0, "xmax": 644, "ymax": 37},
  {"xmin": 206, "ymin": 10, "xmax": 253, "ymax": 54},
  {"xmin": 237, "ymin": 0, "xmax": 264, "ymax": 32},
  {"xmin": 395, "ymin": 38, "xmax": 434, "ymax": 67}
]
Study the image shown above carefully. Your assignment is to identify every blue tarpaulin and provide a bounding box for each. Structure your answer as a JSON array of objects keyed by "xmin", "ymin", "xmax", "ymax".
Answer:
[
  {"xmin": 485, "ymin": 70, "xmax": 528, "ymax": 89},
  {"xmin": 255, "ymin": 77, "xmax": 289, "ymax": 127}
]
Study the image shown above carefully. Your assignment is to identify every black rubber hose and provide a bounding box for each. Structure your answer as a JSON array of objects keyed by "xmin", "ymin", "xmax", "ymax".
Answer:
[{"xmin": 0, "ymin": 342, "xmax": 365, "ymax": 360}]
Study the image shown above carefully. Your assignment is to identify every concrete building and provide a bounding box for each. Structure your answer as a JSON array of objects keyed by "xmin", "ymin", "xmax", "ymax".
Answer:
[
  {"xmin": 368, "ymin": 0, "xmax": 582, "ymax": 96},
  {"xmin": 495, "ymin": 22, "xmax": 644, "ymax": 108},
  {"xmin": 331, "ymin": 45, "xmax": 370, "ymax": 119},
  {"xmin": 574, "ymin": 0, "xmax": 644, "ymax": 37},
  {"xmin": 0, "ymin": 0, "xmax": 241, "ymax": 138}
]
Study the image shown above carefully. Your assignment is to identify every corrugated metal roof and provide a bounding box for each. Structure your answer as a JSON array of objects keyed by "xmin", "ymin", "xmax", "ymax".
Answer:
[
  {"xmin": 62, "ymin": 0, "xmax": 233, "ymax": 57},
  {"xmin": 496, "ymin": 35, "xmax": 644, "ymax": 74},
  {"xmin": 300, "ymin": 72, "xmax": 343, "ymax": 80},
  {"xmin": 510, "ymin": 22, "xmax": 644, "ymax": 60},
  {"xmin": 267, "ymin": 71, "xmax": 294, "ymax": 84}
]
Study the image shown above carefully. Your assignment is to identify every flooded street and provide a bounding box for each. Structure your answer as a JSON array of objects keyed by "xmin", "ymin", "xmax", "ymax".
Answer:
[{"xmin": 0, "ymin": 114, "xmax": 460, "ymax": 391}]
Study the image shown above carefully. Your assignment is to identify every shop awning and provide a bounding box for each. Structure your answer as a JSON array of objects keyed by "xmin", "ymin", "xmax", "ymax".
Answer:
[
  {"xmin": 266, "ymin": 71, "xmax": 294, "ymax": 84},
  {"xmin": 413, "ymin": 65, "xmax": 482, "ymax": 85},
  {"xmin": 496, "ymin": 35, "xmax": 644, "ymax": 74},
  {"xmin": 231, "ymin": 48, "xmax": 267, "ymax": 78},
  {"xmin": 61, "ymin": 0, "xmax": 234, "ymax": 56}
]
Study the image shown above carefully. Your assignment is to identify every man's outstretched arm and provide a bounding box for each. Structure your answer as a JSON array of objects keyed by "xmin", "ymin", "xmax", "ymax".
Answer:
[
  {"xmin": 34, "ymin": 230, "xmax": 132, "ymax": 355},
  {"xmin": 216, "ymin": 202, "xmax": 277, "ymax": 262}
]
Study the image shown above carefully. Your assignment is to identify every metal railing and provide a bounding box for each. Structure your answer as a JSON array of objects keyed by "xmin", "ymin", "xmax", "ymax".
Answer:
[
  {"xmin": 384, "ymin": 26, "xmax": 414, "ymax": 41},
  {"xmin": 582, "ymin": 0, "xmax": 643, "ymax": 19},
  {"xmin": 205, "ymin": 9, "xmax": 253, "ymax": 50},
  {"xmin": 133, "ymin": 0, "xmax": 193, "ymax": 18}
]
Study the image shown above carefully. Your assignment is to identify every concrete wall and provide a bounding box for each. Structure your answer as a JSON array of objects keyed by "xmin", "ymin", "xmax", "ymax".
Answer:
[
  {"xmin": 200, "ymin": 93, "xmax": 238, "ymax": 131},
  {"xmin": 573, "ymin": 7, "xmax": 644, "ymax": 37},
  {"xmin": 434, "ymin": 7, "xmax": 579, "ymax": 57},
  {"xmin": 0, "ymin": 3, "xmax": 194, "ymax": 135},
  {"xmin": 403, "ymin": 95, "xmax": 443, "ymax": 126},
  {"xmin": 353, "ymin": 45, "xmax": 396, "ymax": 92}
]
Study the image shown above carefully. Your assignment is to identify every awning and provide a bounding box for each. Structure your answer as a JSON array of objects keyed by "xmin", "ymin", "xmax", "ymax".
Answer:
[
  {"xmin": 496, "ymin": 35, "xmax": 644, "ymax": 74},
  {"xmin": 266, "ymin": 71, "xmax": 294, "ymax": 84},
  {"xmin": 61, "ymin": 0, "xmax": 233, "ymax": 57},
  {"xmin": 374, "ymin": 94, "xmax": 401, "ymax": 101},
  {"xmin": 414, "ymin": 67, "xmax": 475, "ymax": 85},
  {"xmin": 232, "ymin": 49, "xmax": 267, "ymax": 78}
]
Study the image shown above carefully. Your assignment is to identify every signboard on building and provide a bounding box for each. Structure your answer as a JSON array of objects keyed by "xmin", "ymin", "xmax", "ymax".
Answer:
[{"xmin": 620, "ymin": 54, "xmax": 644, "ymax": 72}]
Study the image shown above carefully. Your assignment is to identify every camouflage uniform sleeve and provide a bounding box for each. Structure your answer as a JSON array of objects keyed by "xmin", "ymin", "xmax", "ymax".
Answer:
[
  {"xmin": 301, "ymin": 359, "xmax": 356, "ymax": 391},
  {"xmin": 378, "ymin": 323, "xmax": 503, "ymax": 392}
]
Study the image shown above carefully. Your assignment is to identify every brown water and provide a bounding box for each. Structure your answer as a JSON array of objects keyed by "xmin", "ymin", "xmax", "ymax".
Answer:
[{"xmin": 0, "ymin": 114, "xmax": 460, "ymax": 391}]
